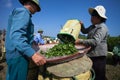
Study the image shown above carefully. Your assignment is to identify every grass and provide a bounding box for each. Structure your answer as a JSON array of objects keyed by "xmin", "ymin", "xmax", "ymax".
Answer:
[
  {"xmin": 106, "ymin": 65, "xmax": 120, "ymax": 80},
  {"xmin": 106, "ymin": 52, "xmax": 120, "ymax": 80}
]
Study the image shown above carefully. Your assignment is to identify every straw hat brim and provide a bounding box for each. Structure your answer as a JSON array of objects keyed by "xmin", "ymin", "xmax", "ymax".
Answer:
[{"xmin": 19, "ymin": 0, "xmax": 41, "ymax": 12}]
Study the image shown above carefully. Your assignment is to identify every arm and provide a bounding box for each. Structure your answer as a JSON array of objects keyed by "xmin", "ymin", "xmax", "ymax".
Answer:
[
  {"xmin": 38, "ymin": 34, "xmax": 44, "ymax": 45},
  {"xmin": 80, "ymin": 22, "xmax": 91, "ymax": 34},
  {"xmin": 34, "ymin": 34, "xmax": 39, "ymax": 44},
  {"xmin": 10, "ymin": 9, "xmax": 46, "ymax": 65},
  {"xmin": 10, "ymin": 9, "xmax": 35, "ymax": 57},
  {"xmin": 38, "ymin": 38, "xmax": 44, "ymax": 45},
  {"xmin": 76, "ymin": 25, "xmax": 108, "ymax": 47},
  {"xmin": 34, "ymin": 34, "xmax": 44, "ymax": 45}
]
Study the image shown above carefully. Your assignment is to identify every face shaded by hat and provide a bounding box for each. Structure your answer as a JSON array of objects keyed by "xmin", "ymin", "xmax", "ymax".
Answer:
[
  {"xmin": 91, "ymin": 10, "xmax": 100, "ymax": 17},
  {"xmin": 89, "ymin": 5, "xmax": 107, "ymax": 19},
  {"xmin": 19, "ymin": 0, "xmax": 41, "ymax": 12}
]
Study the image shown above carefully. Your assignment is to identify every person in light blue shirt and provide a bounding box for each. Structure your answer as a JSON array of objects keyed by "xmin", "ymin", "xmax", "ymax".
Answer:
[
  {"xmin": 5, "ymin": 0, "xmax": 46, "ymax": 80},
  {"xmin": 34, "ymin": 29, "xmax": 45, "ymax": 45}
]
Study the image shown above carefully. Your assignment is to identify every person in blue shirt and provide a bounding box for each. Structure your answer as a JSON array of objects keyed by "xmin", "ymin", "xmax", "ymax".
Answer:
[
  {"xmin": 34, "ymin": 29, "xmax": 45, "ymax": 45},
  {"xmin": 5, "ymin": 0, "xmax": 46, "ymax": 80}
]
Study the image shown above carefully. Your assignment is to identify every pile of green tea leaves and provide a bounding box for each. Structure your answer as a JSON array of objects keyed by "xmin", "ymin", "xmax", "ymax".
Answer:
[{"xmin": 41, "ymin": 43, "xmax": 78, "ymax": 58}]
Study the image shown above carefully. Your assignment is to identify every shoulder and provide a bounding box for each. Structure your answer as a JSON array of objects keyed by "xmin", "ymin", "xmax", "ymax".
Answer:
[
  {"xmin": 11, "ymin": 7, "xmax": 31, "ymax": 17},
  {"xmin": 35, "ymin": 33, "xmax": 40, "ymax": 37},
  {"xmin": 96, "ymin": 23, "xmax": 108, "ymax": 32}
]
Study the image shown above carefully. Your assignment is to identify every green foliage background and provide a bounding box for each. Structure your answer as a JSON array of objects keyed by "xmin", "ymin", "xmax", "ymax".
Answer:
[
  {"xmin": 107, "ymin": 35, "xmax": 120, "ymax": 51},
  {"xmin": 79, "ymin": 34, "xmax": 120, "ymax": 52}
]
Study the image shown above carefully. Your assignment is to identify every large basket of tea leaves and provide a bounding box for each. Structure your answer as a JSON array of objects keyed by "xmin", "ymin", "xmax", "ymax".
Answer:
[
  {"xmin": 39, "ymin": 43, "xmax": 90, "ymax": 64},
  {"xmin": 38, "ymin": 43, "xmax": 93, "ymax": 79}
]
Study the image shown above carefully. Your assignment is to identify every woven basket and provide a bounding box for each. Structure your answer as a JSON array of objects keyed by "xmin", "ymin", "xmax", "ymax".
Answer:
[{"xmin": 38, "ymin": 70, "xmax": 91, "ymax": 80}]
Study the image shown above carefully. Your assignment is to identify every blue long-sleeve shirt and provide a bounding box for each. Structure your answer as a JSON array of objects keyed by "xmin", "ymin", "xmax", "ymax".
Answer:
[
  {"xmin": 5, "ymin": 7, "xmax": 35, "ymax": 60},
  {"xmin": 34, "ymin": 33, "xmax": 44, "ymax": 45}
]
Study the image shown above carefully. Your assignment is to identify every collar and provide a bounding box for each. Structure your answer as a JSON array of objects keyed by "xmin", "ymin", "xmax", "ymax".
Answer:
[
  {"xmin": 23, "ymin": 7, "xmax": 32, "ymax": 17},
  {"xmin": 94, "ymin": 22, "xmax": 104, "ymax": 28}
]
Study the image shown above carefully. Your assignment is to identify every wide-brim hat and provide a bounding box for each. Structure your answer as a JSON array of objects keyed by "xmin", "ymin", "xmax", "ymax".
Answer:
[
  {"xmin": 38, "ymin": 29, "xmax": 43, "ymax": 33},
  {"xmin": 89, "ymin": 5, "xmax": 107, "ymax": 19},
  {"xmin": 19, "ymin": 0, "xmax": 41, "ymax": 12}
]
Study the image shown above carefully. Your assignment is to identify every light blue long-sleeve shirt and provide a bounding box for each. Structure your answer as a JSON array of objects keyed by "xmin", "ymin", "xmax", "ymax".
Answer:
[
  {"xmin": 34, "ymin": 33, "xmax": 44, "ymax": 45},
  {"xmin": 5, "ymin": 7, "xmax": 35, "ymax": 60}
]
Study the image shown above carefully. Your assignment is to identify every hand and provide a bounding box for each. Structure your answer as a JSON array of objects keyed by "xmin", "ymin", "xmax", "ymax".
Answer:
[
  {"xmin": 75, "ymin": 39, "xmax": 80, "ymax": 45},
  {"xmin": 79, "ymin": 21, "xmax": 84, "ymax": 28},
  {"xmin": 32, "ymin": 52, "xmax": 46, "ymax": 66},
  {"xmin": 79, "ymin": 21, "xmax": 83, "ymax": 24},
  {"xmin": 75, "ymin": 39, "xmax": 84, "ymax": 45}
]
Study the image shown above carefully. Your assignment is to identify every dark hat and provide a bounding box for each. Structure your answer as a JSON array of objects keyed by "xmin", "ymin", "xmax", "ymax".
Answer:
[
  {"xmin": 38, "ymin": 29, "xmax": 43, "ymax": 33},
  {"xmin": 19, "ymin": 0, "xmax": 41, "ymax": 12}
]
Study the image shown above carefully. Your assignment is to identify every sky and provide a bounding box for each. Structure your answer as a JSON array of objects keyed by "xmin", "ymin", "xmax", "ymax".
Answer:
[{"xmin": 0, "ymin": 0, "xmax": 120, "ymax": 37}]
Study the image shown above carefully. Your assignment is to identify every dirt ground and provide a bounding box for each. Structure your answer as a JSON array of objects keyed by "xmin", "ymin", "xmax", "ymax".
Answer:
[
  {"xmin": 106, "ymin": 65, "xmax": 120, "ymax": 80},
  {"xmin": 0, "ymin": 59, "xmax": 120, "ymax": 80},
  {"xmin": 0, "ymin": 60, "xmax": 7, "ymax": 80}
]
